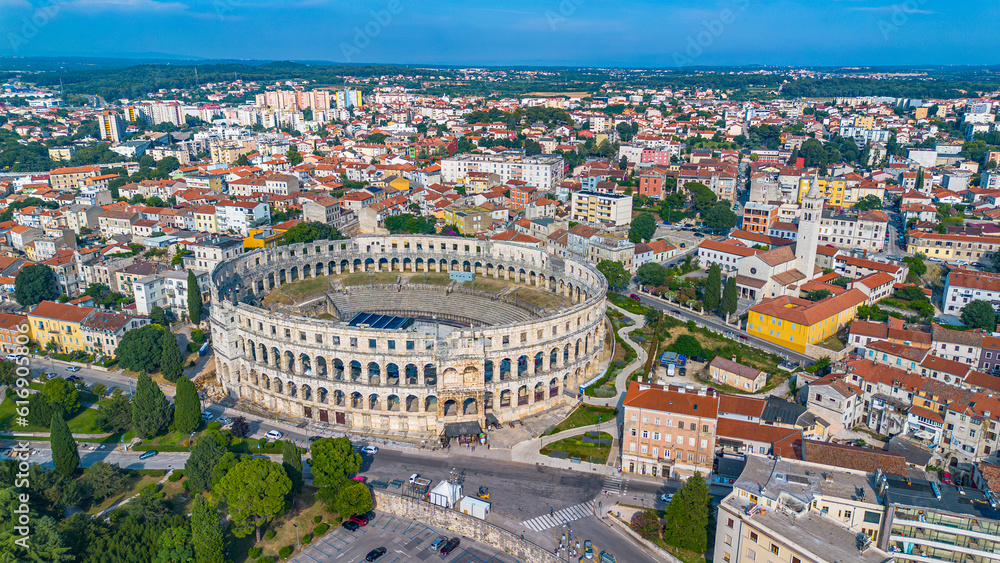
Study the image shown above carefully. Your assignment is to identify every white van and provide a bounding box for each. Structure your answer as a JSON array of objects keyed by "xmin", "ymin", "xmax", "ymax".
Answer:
[{"xmin": 667, "ymin": 364, "xmax": 676, "ymax": 377}]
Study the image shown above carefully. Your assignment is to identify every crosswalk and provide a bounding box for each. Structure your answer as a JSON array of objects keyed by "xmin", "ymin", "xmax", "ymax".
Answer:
[
  {"xmin": 602, "ymin": 473, "xmax": 626, "ymax": 495},
  {"xmin": 521, "ymin": 500, "xmax": 597, "ymax": 532}
]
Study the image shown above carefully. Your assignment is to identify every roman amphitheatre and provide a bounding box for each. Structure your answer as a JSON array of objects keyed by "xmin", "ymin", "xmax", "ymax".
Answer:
[{"xmin": 208, "ymin": 235, "xmax": 609, "ymax": 440}]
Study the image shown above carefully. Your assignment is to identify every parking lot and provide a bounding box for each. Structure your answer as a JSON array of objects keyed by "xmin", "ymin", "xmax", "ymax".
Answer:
[{"xmin": 290, "ymin": 511, "xmax": 520, "ymax": 563}]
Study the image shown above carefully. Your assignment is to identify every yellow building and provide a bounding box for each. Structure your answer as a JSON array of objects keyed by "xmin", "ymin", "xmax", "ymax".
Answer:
[
  {"xmin": 440, "ymin": 205, "xmax": 492, "ymax": 235},
  {"xmin": 797, "ymin": 177, "xmax": 846, "ymax": 207},
  {"xmin": 244, "ymin": 228, "xmax": 284, "ymax": 249},
  {"xmin": 907, "ymin": 231, "xmax": 1000, "ymax": 263},
  {"xmin": 854, "ymin": 115, "xmax": 876, "ymax": 129},
  {"xmin": 387, "ymin": 176, "xmax": 410, "ymax": 194},
  {"xmin": 193, "ymin": 205, "xmax": 218, "ymax": 234},
  {"xmin": 27, "ymin": 301, "xmax": 96, "ymax": 354},
  {"xmin": 843, "ymin": 183, "xmax": 885, "ymax": 206},
  {"xmin": 747, "ymin": 289, "xmax": 867, "ymax": 354}
]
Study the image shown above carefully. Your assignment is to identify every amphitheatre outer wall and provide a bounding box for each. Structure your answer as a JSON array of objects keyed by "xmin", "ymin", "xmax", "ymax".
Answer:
[{"xmin": 208, "ymin": 235, "xmax": 608, "ymax": 437}]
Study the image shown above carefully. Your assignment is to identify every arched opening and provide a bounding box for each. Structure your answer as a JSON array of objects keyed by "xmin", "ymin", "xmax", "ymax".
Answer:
[
  {"xmin": 386, "ymin": 363, "xmax": 399, "ymax": 386},
  {"xmin": 462, "ymin": 398, "xmax": 478, "ymax": 415},
  {"xmin": 499, "ymin": 389, "xmax": 511, "ymax": 407},
  {"xmin": 369, "ymin": 394, "xmax": 381, "ymax": 410},
  {"xmin": 425, "ymin": 396, "xmax": 438, "ymax": 412},
  {"xmin": 368, "ymin": 362, "xmax": 381, "ymax": 384},
  {"xmin": 499, "ymin": 358, "xmax": 511, "ymax": 380},
  {"xmin": 484, "ymin": 360, "xmax": 494, "ymax": 384},
  {"xmin": 334, "ymin": 390, "xmax": 346, "ymax": 407},
  {"xmin": 318, "ymin": 387, "xmax": 328, "ymax": 404},
  {"xmin": 405, "ymin": 395, "xmax": 419, "ymax": 412},
  {"xmin": 549, "ymin": 378, "xmax": 559, "ymax": 398},
  {"xmin": 350, "ymin": 361, "xmax": 361, "ymax": 381},
  {"xmin": 484, "ymin": 391, "xmax": 494, "ymax": 410},
  {"xmin": 517, "ymin": 355, "xmax": 528, "ymax": 377},
  {"xmin": 534, "ymin": 351, "xmax": 543, "ymax": 373},
  {"xmin": 386, "ymin": 394, "xmax": 400, "ymax": 412},
  {"xmin": 517, "ymin": 386, "xmax": 528, "ymax": 406},
  {"xmin": 301, "ymin": 384, "xmax": 312, "ymax": 401},
  {"xmin": 299, "ymin": 354, "xmax": 311, "ymax": 376},
  {"xmin": 287, "ymin": 382, "xmax": 297, "ymax": 398},
  {"xmin": 351, "ymin": 392, "xmax": 363, "ymax": 409},
  {"xmin": 405, "ymin": 364, "xmax": 418, "ymax": 385},
  {"xmin": 284, "ymin": 351, "xmax": 295, "ymax": 372},
  {"xmin": 443, "ymin": 399, "xmax": 458, "ymax": 416},
  {"xmin": 333, "ymin": 358, "xmax": 344, "ymax": 380},
  {"xmin": 534, "ymin": 382, "xmax": 544, "ymax": 402},
  {"xmin": 317, "ymin": 357, "xmax": 327, "ymax": 377},
  {"xmin": 424, "ymin": 364, "xmax": 437, "ymax": 386}
]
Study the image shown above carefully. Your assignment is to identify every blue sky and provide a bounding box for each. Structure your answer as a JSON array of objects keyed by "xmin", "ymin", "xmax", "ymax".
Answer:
[{"xmin": 1, "ymin": 0, "xmax": 997, "ymax": 66}]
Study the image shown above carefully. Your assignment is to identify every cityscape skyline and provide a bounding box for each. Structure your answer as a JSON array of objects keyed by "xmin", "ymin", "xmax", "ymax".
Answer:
[{"xmin": 1, "ymin": 0, "xmax": 998, "ymax": 66}]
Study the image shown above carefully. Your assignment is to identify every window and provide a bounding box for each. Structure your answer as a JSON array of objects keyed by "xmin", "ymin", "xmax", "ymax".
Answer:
[
  {"xmin": 406, "ymin": 340, "xmax": 414, "ymax": 350},
  {"xmin": 653, "ymin": 432, "xmax": 660, "ymax": 441},
  {"xmin": 630, "ymin": 428, "xmax": 637, "ymax": 437},
  {"xmin": 643, "ymin": 416, "xmax": 649, "ymax": 423},
  {"xmin": 770, "ymin": 545, "xmax": 780, "ymax": 555},
  {"xmin": 369, "ymin": 339, "xmax": 377, "ymax": 349},
  {"xmin": 641, "ymin": 445, "xmax": 647, "ymax": 453},
  {"xmin": 746, "ymin": 548, "xmax": 756, "ymax": 561},
  {"xmin": 749, "ymin": 532, "xmax": 758, "ymax": 542},
  {"xmin": 678, "ymin": 421, "xmax": 685, "ymax": 430},
  {"xmin": 725, "ymin": 534, "xmax": 732, "ymax": 546},
  {"xmin": 642, "ymin": 430, "xmax": 649, "ymax": 439},
  {"xmin": 629, "ymin": 443, "xmax": 636, "ymax": 452}
]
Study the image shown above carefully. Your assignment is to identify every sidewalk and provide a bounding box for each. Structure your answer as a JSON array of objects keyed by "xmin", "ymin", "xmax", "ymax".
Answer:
[{"xmin": 584, "ymin": 303, "xmax": 648, "ymax": 407}]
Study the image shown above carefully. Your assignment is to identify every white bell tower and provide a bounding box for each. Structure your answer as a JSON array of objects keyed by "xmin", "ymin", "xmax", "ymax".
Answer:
[{"xmin": 796, "ymin": 176, "xmax": 824, "ymax": 279}]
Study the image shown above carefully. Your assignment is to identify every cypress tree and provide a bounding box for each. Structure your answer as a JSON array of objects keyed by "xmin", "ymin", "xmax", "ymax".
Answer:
[
  {"xmin": 282, "ymin": 440, "xmax": 304, "ymax": 497},
  {"xmin": 187, "ymin": 270, "xmax": 203, "ymax": 326},
  {"xmin": 191, "ymin": 496, "xmax": 225, "ymax": 563},
  {"xmin": 132, "ymin": 373, "xmax": 171, "ymax": 439},
  {"xmin": 663, "ymin": 472, "xmax": 711, "ymax": 552},
  {"xmin": 51, "ymin": 411, "xmax": 79, "ymax": 477},
  {"xmin": 173, "ymin": 377, "xmax": 201, "ymax": 434},
  {"xmin": 721, "ymin": 276, "xmax": 738, "ymax": 322},
  {"xmin": 160, "ymin": 332, "xmax": 183, "ymax": 383},
  {"xmin": 703, "ymin": 264, "xmax": 721, "ymax": 313}
]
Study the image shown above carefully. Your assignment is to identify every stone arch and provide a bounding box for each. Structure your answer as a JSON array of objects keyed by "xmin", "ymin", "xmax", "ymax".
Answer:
[
  {"xmin": 386, "ymin": 394, "xmax": 400, "ymax": 412},
  {"xmin": 425, "ymin": 395, "xmax": 438, "ymax": 412},
  {"xmin": 299, "ymin": 353, "xmax": 311, "ymax": 375},
  {"xmin": 316, "ymin": 356, "xmax": 327, "ymax": 377},
  {"xmin": 534, "ymin": 351, "xmax": 543, "ymax": 372},
  {"xmin": 334, "ymin": 390, "xmax": 346, "ymax": 407},
  {"xmin": 500, "ymin": 389, "xmax": 511, "ymax": 407},
  {"xmin": 262, "ymin": 374, "xmax": 271, "ymax": 390},
  {"xmin": 550, "ymin": 347, "xmax": 559, "ymax": 369},
  {"xmin": 351, "ymin": 392, "xmax": 363, "ymax": 409},
  {"xmin": 484, "ymin": 391, "xmax": 494, "ymax": 410},
  {"xmin": 462, "ymin": 397, "xmax": 478, "ymax": 415},
  {"xmin": 317, "ymin": 387, "xmax": 328, "ymax": 404},
  {"xmin": 260, "ymin": 344, "xmax": 268, "ymax": 365},
  {"xmin": 271, "ymin": 347, "xmax": 281, "ymax": 367},
  {"xmin": 443, "ymin": 399, "xmax": 458, "ymax": 416},
  {"xmin": 368, "ymin": 361, "xmax": 381, "ymax": 383},
  {"xmin": 405, "ymin": 363, "xmax": 418, "ymax": 385},
  {"xmin": 274, "ymin": 378, "xmax": 284, "ymax": 394},
  {"xmin": 517, "ymin": 355, "xmax": 528, "ymax": 377},
  {"xmin": 499, "ymin": 358, "xmax": 511, "ymax": 380},
  {"xmin": 350, "ymin": 360, "xmax": 362, "ymax": 381},
  {"xmin": 248, "ymin": 340, "xmax": 257, "ymax": 362},
  {"xmin": 405, "ymin": 395, "xmax": 419, "ymax": 412},
  {"xmin": 484, "ymin": 360, "xmax": 494, "ymax": 383},
  {"xmin": 386, "ymin": 363, "xmax": 399, "ymax": 386},
  {"xmin": 301, "ymin": 383, "xmax": 312, "ymax": 401},
  {"xmin": 333, "ymin": 358, "xmax": 344, "ymax": 380},
  {"xmin": 287, "ymin": 381, "xmax": 297, "ymax": 398},
  {"xmin": 534, "ymin": 382, "xmax": 545, "ymax": 402},
  {"xmin": 549, "ymin": 377, "xmax": 559, "ymax": 398},
  {"xmin": 424, "ymin": 364, "xmax": 437, "ymax": 386},
  {"xmin": 283, "ymin": 350, "xmax": 294, "ymax": 372},
  {"xmin": 517, "ymin": 385, "xmax": 528, "ymax": 406}
]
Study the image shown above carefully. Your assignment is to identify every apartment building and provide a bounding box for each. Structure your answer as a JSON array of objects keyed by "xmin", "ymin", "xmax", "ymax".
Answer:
[
  {"xmin": 26, "ymin": 301, "xmax": 96, "ymax": 354},
  {"xmin": 186, "ymin": 237, "xmax": 244, "ymax": 272},
  {"xmin": 797, "ymin": 176, "xmax": 847, "ymax": 207},
  {"xmin": 441, "ymin": 205, "xmax": 493, "ymax": 235},
  {"xmin": 49, "ymin": 165, "xmax": 100, "ymax": 191},
  {"xmin": 818, "ymin": 209, "xmax": 888, "ymax": 252},
  {"xmin": 81, "ymin": 310, "xmax": 149, "ymax": 356},
  {"xmin": 877, "ymin": 471, "xmax": 1000, "ymax": 562},
  {"xmin": 908, "ymin": 231, "xmax": 1000, "ymax": 265},
  {"xmin": 943, "ymin": 268, "xmax": 1000, "ymax": 315},
  {"xmin": 587, "ymin": 234, "xmax": 635, "ymax": 273},
  {"xmin": 508, "ymin": 184, "xmax": 538, "ymax": 211},
  {"xmin": 216, "ymin": 201, "xmax": 270, "ymax": 236},
  {"xmin": 741, "ymin": 202, "xmax": 779, "ymax": 234},
  {"xmin": 747, "ymin": 290, "xmax": 868, "ymax": 354},
  {"xmin": 98, "ymin": 209, "xmax": 140, "ymax": 238},
  {"xmin": 440, "ymin": 151, "xmax": 565, "ymax": 190},
  {"xmin": 570, "ymin": 191, "xmax": 633, "ymax": 227},
  {"xmin": 302, "ymin": 197, "xmax": 346, "ymax": 226},
  {"xmin": 133, "ymin": 269, "xmax": 209, "ymax": 316},
  {"xmin": 621, "ymin": 381, "xmax": 719, "ymax": 479},
  {"xmin": 0, "ymin": 313, "xmax": 27, "ymax": 354},
  {"xmin": 97, "ymin": 111, "xmax": 124, "ymax": 143}
]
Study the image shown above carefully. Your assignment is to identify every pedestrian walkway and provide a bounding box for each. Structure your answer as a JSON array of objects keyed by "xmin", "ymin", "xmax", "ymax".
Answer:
[
  {"xmin": 583, "ymin": 302, "xmax": 647, "ymax": 408},
  {"xmin": 521, "ymin": 500, "xmax": 597, "ymax": 532},
  {"xmin": 602, "ymin": 473, "xmax": 626, "ymax": 496}
]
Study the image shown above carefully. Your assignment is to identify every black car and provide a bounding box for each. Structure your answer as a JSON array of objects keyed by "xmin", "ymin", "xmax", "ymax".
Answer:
[
  {"xmin": 342, "ymin": 520, "xmax": 360, "ymax": 532},
  {"xmin": 440, "ymin": 537, "xmax": 461, "ymax": 555},
  {"xmin": 365, "ymin": 547, "xmax": 387, "ymax": 561},
  {"xmin": 308, "ymin": 436, "xmax": 323, "ymax": 442}
]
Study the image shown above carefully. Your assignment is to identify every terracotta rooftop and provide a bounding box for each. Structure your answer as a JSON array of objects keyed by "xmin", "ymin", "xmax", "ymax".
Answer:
[{"xmin": 802, "ymin": 439, "xmax": 907, "ymax": 476}]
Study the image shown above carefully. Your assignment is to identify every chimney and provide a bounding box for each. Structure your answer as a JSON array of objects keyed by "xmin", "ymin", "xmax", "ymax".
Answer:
[{"xmin": 732, "ymin": 355, "xmax": 737, "ymax": 362}]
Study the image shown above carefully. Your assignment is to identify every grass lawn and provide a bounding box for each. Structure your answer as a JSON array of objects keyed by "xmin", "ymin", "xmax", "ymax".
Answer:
[
  {"xmin": 0, "ymin": 395, "xmax": 104, "ymax": 433},
  {"xmin": 540, "ymin": 431, "xmax": 612, "ymax": 464},
  {"xmin": 225, "ymin": 486, "xmax": 336, "ymax": 562},
  {"xmin": 460, "ymin": 277, "xmax": 570, "ymax": 308},
  {"xmin": 544, "ymin": 404, "xmax": 617, "ymax": 436},
  {"xmin": 817, "ymin": 335, "xmax": 846, "ymax": 352},
  {"xmin": 412, "ymin": 272, "xmax": 453, "ymax": 285},
  {"xmin": 342, "ymin": 271, "xmax": 399, "ymax": 286},
  {"xmin": 283, "ymin": 275, "xmax": 330, "ymax": 298}
]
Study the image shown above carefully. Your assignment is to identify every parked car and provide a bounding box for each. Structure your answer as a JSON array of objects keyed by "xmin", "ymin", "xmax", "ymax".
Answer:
[
  {"xmin": 629, "ymin": 294, "xmax": 641, "ymax": 301},
  {"xmin": 342, "ymin": 520, "xmax": 360, "ymax": 532},
  {"xmin": 361, "ymin": 445, "xmax": 379, "ymax": 455},
  {"xmin": 942, "ymin": 471, "xmax": 952, "ymax": 484},
  {"xmin": 264, "ymin": 430, "xmax": 283, "ymax": 440},
  {"xmin": 201, "ymin": 411, "xmax": 213, "ymax": 420},
  {"xmin": 216, "ymin": 416, "xmax": 231, "ymax": 424},
  {"xmin": 584, "ymin": 539, "xmax": 593, "ymax": 559},
  {"xmin": 429, "ymin": 536, "xmax": 447, "ymax": 551},
  {"xmin": 349, "ymin": 514, "xmax": 369, "ymax": 526},
  {"xmin": 440, "ymin": 537, "xmax": 461, "ymax": 555},
  {"xmin": 66, "ymin": 375, "xmax": 82, "ymax": 383},
  {"xmin": 365, "ymin": 547, "xmax": 387, "ymax": 561},
  {"xmin": 65, "ymin": 366, "xmax": 81, "ymax": 372},
  {"xmin": 409, "ymin": 473, "xmax": 420, "ymax": 483},
  {"xmin": 661, "ymin": 493, "xmax": 674, "ymax": 502},
  {"xmin": 694, "ymin": 233, "xmax": 705, "ymax": 238},
  {"xmin": 138, "ymin": 450, "xmax": 158, "ymax": 460},
  {"xmin": 308, "ymin": 435, "xmax": 323, "ymax": 442}
]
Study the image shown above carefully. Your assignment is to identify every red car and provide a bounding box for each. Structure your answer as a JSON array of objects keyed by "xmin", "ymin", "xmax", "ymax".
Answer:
[
  {"xmin": 349, "ymin": 514, "xmax": 369, "ymax": 527},
  {"xmin": 629, "ymin": 294, "xmax": 641, "ymax": 301},
  {"xmin": 942, "ymin": 471, "xmax": 952, "ymax": 484}
]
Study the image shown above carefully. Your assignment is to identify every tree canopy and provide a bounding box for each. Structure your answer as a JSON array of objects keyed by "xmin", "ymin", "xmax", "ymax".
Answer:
[
  {"xmin": 116, "ymin": 325, "xmax": 169, "ymax": 373},
  {"xmin": 597, "ymin": 260, "xmax": 630, "ymax": 292},
  {"xmin": 187, "ymin": 270, "xmax": 203, "ymax": 326},
  {"xmin": 132, "ymin": 373, "xmax": 172, "ymax": 439},
  {"xmin": 636, "ymin": 263, "xmax": 668, "ymax": 287},
  {"xmin": 14, "ymin": 264, "xmax": 58, "ymax": 306},
  {"xmin": 703, "ymin": 202, "xmax": 738, "ymax": 232},
  {"xmin": 384, "ymin": 213, "xmax": 437, "ymax": 234},
  {"xmin": 628, "ymin": 212, "xmax": 657, "ymax": 243},
  {"xmin": 962, "ymin": 300, "xmax": 997, "ymax": 331},
  {"xmin": 662, "ymin": 472, "xmax": 711, "ymax": 552},
  {"xmin": 279, "ymin": 221, "xmax": 343, "ymax": 245},
  {"xmin": 215, "ymin": 458, "xmax": 291, "ymax": 542},
  {"xmin": 173, "ymin": 377, "xmax": 201, "ymax": 434}
]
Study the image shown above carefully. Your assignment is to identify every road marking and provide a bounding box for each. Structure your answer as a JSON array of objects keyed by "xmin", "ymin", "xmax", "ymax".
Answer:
[{"xmin": 521, "ymin": 500, "xmax": 596, "ymax": 531}]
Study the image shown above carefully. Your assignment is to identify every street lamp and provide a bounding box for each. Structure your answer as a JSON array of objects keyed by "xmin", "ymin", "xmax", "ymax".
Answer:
[{"xmin": 293, "ymin": 523, "xmax": 300, "ymax": 552}]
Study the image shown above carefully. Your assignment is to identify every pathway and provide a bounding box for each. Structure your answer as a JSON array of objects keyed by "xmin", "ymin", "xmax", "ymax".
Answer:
[{"xmin": 584, "ymin": 303, "xmax": 648, "ymax": 407}]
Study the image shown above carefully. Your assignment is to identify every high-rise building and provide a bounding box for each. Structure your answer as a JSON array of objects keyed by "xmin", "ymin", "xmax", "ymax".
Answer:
[{"xmin": 97, "ymin": 111, "xmax": 124, "ymax": 142}]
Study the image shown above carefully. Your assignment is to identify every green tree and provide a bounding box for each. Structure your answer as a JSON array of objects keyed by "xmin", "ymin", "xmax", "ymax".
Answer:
[
  {"xmin": 81, "ymin": 461, "xmax": 129, "ymax": 502},
  {"xmin": 211, "ymin": 452, "xmax": 249, "ymax": 489},
  {"xmin": 96, "ymin": 388, "xmax": 133, "ymax": 434},
  {"xmin": 117, "ymin": 324, "xmax": 168, "ymax": 372},
  {"xmin": 191, "ymin": 496, "xmax": 225, "ymax": 563},
  {"xmin": 310, "ymin": 437, "xmax": 361, "ymax": 495},
  {"xmin": 185, "ymin": 434, "xmax": 226, "ymax": 493},
  {"xmin": 669, "ymin": 334, "xmax": 704, "ymax": 358},
  {"xmin": 286, "ymin": 148, "xmax": 303, "ymax": 165},
  {"xmin": 51, "ymin": 411, "xmax": 79, "ymax": 477},
  {"xmin": 187, "ymin": 270, "xmax": 203, "ymax": 327},
  {"xmin": 0, "ymin": 360, "xmax": 15, "ymax": 386},
  {"xmin": 597, "ymin": 260, "xmax": 630, "ymax": 292},
  {"xmin": 662, "ymin": 472, "xmax": 711, "ymax": 552},
  {"xmin": 962, "ymin": 300, "xmax": 997, "ymax": 331},
  {"xmin": 684, "ymin": 182, "xmax": 717, "ymax": 215},
  {"xmin": 14, "ymin": 263, "xmax": 58, "ymax": 306},
  {"xmin": 636, "ymin": 263, "xmax": 668, "ymax": 287},
  {"xmin": 152, "ymin": 526, "xmax": 195, "ymax": 563},
  {"xmin": 43, "ymin": 377, "xmax": 80, "ymax": 415},
  {"xmin": 282, "ymin": 440, "xmax": 304, "ymax": 497},
  {"xmin": 854, "ymin": 195, "xmax": 883, "ymax": 211},
  {"xmin": 0, "ymin": 511, "xmax": 72, "ymax": 562},
  {"xmin": 721, "ymin": 276, "xmax": 738, "ymax": 321},
  {"xmin": 132, "ymin": 373, "xmax": 172, "ymax": 439},
  {"xmin": 628, "ymin": 212, "xmax": 657, "ymax": 243},
  {"xmin": 703, "ymin": 202, "xmax": 738, "ymax": 232},
  {"xmin": 279, "ymin": 221, "xmax": 342, "ymax": 246},
  {"xmin": 704, "ymin": 264, "xmax": 722, "ymax": 312},
  {"xmin": 215, "ymin": 458, "xmax": 292, "ymax": 542},
  {"xmin": 160, "ymin": 332, "xmax": 183, "ymax": 382},
  {"xmin": 173, "ymin": 377, "xmax": 201, "ymax": 434},
  {"xmin": 334, "ymin": 481, "xmax": 373, "ymax": 517}
]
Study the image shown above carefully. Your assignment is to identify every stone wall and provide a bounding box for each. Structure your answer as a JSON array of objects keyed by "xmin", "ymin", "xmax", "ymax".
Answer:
[{"xmin": 372, "ymin": 490, "xmax": 560, "ymax": 563}]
